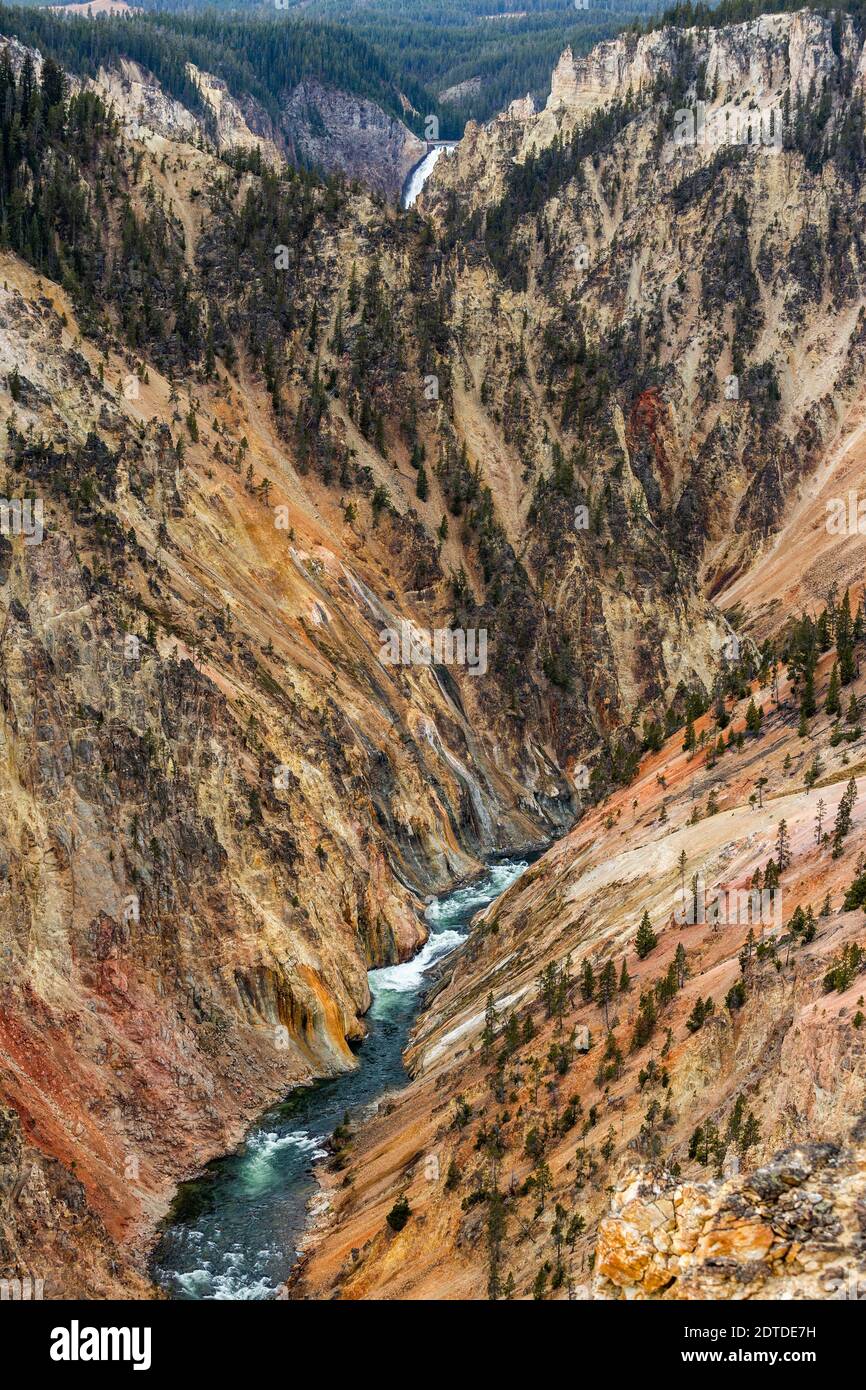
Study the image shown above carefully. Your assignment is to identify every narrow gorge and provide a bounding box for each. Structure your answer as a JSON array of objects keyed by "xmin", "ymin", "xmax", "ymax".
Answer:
[{"xmin": 0, "ymin": 0, "xmax": 865, "ymax": 1314}]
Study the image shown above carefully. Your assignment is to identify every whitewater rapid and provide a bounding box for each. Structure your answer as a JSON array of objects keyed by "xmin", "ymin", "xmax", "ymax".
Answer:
[{"xmin": 152, "ymin": 854, "xmax": 531, "ymax": 1300}]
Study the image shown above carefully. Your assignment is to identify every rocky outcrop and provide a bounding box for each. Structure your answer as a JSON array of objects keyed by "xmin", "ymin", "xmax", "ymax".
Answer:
[
  {"xmin": 281, "ymin": 80, "xmax": 425, "ymax": 200},
  {"xmin": 0, "ymin": 1106, "xmax": 150, "ymax": 1299},
  {"xmin": 188, "ymin": 63, "xmax": 281, "ymax": 163},
  {"xmin": 439, "ymin": 76, "xmax": 482, "ymax": 106},
  {"xmin": 92, "ymin": 59, "xmax": 196, "ymax": 143},
  {"xmin": 547, "ymin": 11, "xmax": 853, "ymax": 122},
  {"xmin": 595, "ymin": 1143, "xmax": 866, "ymax": 1299}
]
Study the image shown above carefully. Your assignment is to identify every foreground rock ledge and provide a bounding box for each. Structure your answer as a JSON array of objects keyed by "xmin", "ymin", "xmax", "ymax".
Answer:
[{"xmin": 594, "ymin": 1142, "xmax": 866, "ymax": 1300}]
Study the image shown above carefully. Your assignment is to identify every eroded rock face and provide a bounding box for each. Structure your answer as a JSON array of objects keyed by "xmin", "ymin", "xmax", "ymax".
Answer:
[
  {"xmin": 188, "ymin": 63, "xmax": 282, "ymax": 164},
  {"xmin": 281, "ymin": 80, "xmax": 425, "ymax": 201},
  {"xmin": 423, "ymin": 9, "xmax": 866, "ymax": 609},
  {"xmin": 0, "ymin": 1106, "xmax": 150, "ymax": 1299},
  {"xmin": 76, "ymin": 48, "xmax": 422, "ymax": 196},
  {"xmin": 547, "ymin": 35, "xmax": 671, "ymax": 116},
  {"xmin": 595, "ymin": 1143, "xmax": 866, "ymax": 1299},
  {"xmin": 546, "ymin": 12, "xmax": 849, "ymax": 120},
  {"xmin": 95, "ymin": 59, "xmax": 200, "ymax": 145}
]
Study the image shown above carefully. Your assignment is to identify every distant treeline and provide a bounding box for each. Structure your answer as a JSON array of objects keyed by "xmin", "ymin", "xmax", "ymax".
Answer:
[
  {"xmin": 0, "ymin": 1, "xmax": 660, "ymax": 139},
  {"xmin": 655, "ymin": 0, "xmax": 866, "ymax": 32},
  {"xmin": 286, "ymin": 0, "xmax": 659, "ymax": 131},
  {"xmin": 0, "ymin": 6, "xmax": 433, "ymax": 133}
]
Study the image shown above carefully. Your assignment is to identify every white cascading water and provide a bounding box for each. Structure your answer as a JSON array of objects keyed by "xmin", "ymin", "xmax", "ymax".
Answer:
[{"xmin": 402, "ymin": 144, "xmax": 457, "ymax": 209}]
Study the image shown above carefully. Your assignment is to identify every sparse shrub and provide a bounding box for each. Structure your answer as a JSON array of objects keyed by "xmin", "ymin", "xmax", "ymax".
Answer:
[{"xmin": 386, "ymin": 1195, "xmax": 410, "ymax": 1232}]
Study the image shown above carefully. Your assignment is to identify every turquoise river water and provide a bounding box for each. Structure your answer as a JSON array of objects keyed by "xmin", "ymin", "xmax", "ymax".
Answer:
[{"xmin": 151, "ymin": 855, "xmax": 531, "ymax": 1299}]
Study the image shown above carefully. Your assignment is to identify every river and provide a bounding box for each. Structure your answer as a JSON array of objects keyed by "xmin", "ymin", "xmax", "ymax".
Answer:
[{"xmin": 151, "ymin": 855, "xmax": 531, "ymax": 1299}]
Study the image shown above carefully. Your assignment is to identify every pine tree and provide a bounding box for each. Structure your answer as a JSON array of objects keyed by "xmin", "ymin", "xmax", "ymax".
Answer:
[
  {"xmin": 695, "ymin": 1118, "xmax": 721, "ymax": 1166},
  {"xmin": 801, "ymin": 663, "xmax": 816, "ymax": 719},
  {"xmin": 580, "ymin": 958, "xmax": 595, "ymax": 1003},
  {"xmin": 597, "ymin": 959, "xmax": 616, "ymax": 1028},
  {"xmin": 634, "ymin": 909, "xmax": 658, "ymax": 960},
  {"xmin": 686, "ymin": 996, "xmax": 714, "ymax": 1032},
  {"xmin": 502, "ymin": 1011, "xmax": 520, "ymax": 1056},
  {"xmin": 330, "ymin": 303, "xmax": 345, "ymax": 355},
  {"xmin": 683, "ymin": 716, "xmax": 696, "ymax": 753},
  {"xmin": 739, "ymin": 1111, "xmax": 761, "ymax": 1155},
  {"xmin": 803, "ymin": 906, "xmax": 816, "ymax": 942},
  {"xmin": 486, "ymin": 1189, "xmax": 506, "ymax": 1300},
  {"xmin": 347, "ymin": 261, "xmax": 360, "ymax": 314},
  {"xmin": 539, "ymin": 962, "xmax": 560, "ymax": 1018},
  {"xmin": 386, "ymin": 1195, "xmax": 411, "ymax": 1231},
  {"xmin": 619, "ymin": 958, "xmax": 631, "ymax": 993},
  {"xmin": 838, "ymin": 590, "xmax": 857, "ymax": 684},
  {"xmin": 776, "ymin": 819, "xmax": 790, "ymax": 871},
  {"xmin": 532, "ymin": 1161, "xmax": 553, "ymax": 1211},
  {"xmin": 832, "ymin": 777, "xmax": 858, "ymax": 857},
  {"xmin": 745, "ymin": 698, "xmax": 762, "ymax": 734},
  {"xmin": 481, "ymin": 992, "xmax": 497, "ymax": 1059},
  {"xmin": 826, "ymin": 661, "xmax": 841, "ymax": 716},
  {"xmin": 630, "ymin": 989, "xmax": 657, "ymax": 1050},
  {"xmin": 678, "ymin": 847, "xmax": 687, "ymax": 905},
  {"xmin": 726, "ymin": 1093, "xmax": 746, "ymax": 1144}
]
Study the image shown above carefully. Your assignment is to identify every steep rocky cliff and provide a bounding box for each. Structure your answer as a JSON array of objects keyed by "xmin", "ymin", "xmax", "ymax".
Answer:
[
  {"xmin": 424, "ymin": 8, "xmax": 866, "ymax": 606},
  {"xmin": 297, "ymin": 614, "xmax": 866, "ymax": 1299},
  {"xmin": 280, "ymin": 79, "xmax": 425, "ymax": 200}
]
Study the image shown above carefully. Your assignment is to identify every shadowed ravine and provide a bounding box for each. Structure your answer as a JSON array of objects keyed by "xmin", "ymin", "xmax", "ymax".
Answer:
[{"xmin": 150, "ymin": 856, "xmax": 533, "ymax": 1300}]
